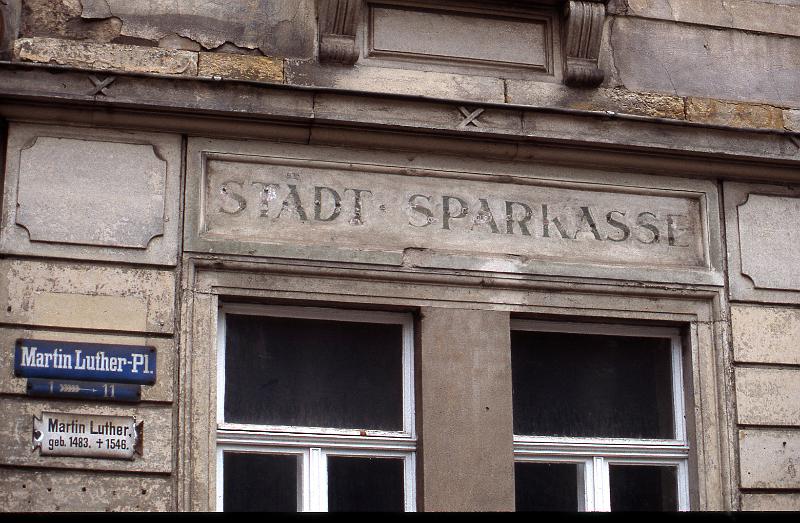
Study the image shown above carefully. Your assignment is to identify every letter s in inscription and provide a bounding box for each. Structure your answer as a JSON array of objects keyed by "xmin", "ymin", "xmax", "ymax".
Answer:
[
  {"xmin": 407, "ymin": 194, "xmax": 434, "ymax": 227},
  {"xmin": 606, "ymin": 210, "xmax": 630, "ymax": 242},
  {"xmin": 219, "ymin": 181, "xmax": 247, "ymax": 216},
  {"xmin": 636, "ymin": 212, "xmax": 660, "ymax": 244}
]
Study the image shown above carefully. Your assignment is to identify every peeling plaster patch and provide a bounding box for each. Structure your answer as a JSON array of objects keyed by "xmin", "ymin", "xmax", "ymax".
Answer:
[
  {"xmin": 208, "ymin": 42, "xmax": 265, "ymax": 56},
  {"xmin": 80, "ymin": 0, "xmax": 112, "ymax": 19},
  {"xmin": 21, "ymin": 0, "xmax": 121, "ymax": 42},
  {"xmin": 79, "ymin": 0, "xmax": 316, "ymax": 58},
  {"xmin": 14, "ymin": 37, "xmax": 198, "ymax": 76},
  {"xmin": 158, "ymin": 34, "xmax": 201, "ymax": 52}
]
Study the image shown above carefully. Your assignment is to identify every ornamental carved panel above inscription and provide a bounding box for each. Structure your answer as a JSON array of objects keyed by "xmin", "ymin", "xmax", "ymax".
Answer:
[{"xmin": 186, "ymin": 139, "xmax": 722, "ymax": 285}]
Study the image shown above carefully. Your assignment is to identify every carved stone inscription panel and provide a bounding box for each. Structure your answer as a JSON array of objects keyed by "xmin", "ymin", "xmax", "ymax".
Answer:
[
  {"xmin": 0, "ymin": 124, "xmax": 182, "ymax": 266},
  {"xmin": 186, "ymin": 141, "xmax": 719, "ymax": 285}
]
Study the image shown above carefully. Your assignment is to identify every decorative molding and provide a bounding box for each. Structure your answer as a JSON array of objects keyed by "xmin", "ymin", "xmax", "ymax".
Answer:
[
  {"xmin": 457, "ymin": 106, "xmax": 484, "ymax": 129},
  {"xmin": 563, "ymin": 0, "xmax": 607, "ymax": 87},
  {"xmin": 88, "ymin": 74, "xmax": 116, "ymax": 96},
  {"xmin": 318, "ymin": 0, "xmax": 364, "ymax": 65}
]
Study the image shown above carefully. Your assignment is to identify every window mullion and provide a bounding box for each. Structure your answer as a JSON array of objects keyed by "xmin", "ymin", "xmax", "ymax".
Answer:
[
  {"xmin": 671, "ymin": 335, "xmax": 687, "ymax": 443},
  {"xmin": 404, "ymin": 453, "xmax": 417, "ymax": 512},
  {"xmin": 578, "ymin": 458, "xmax": 592, "ymax": 511},
  {"xmin": 592, "ymin": 456, "xmax": 610, "ymax": 512},
  {"xmin": 308, "ymin": 447, "xmax": 327, "ymax": 512},
  {"xmin": 300, "ymin": 449, "xmax": 311, "ymax": 512},
  {"xmin": 677, "ymin": 460, "xmax": 690, "ymax": 511}
]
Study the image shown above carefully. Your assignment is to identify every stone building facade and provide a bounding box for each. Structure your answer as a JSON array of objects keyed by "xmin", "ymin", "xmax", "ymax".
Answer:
[{"xmin": 0, "ymin": 0, "xmax": 799, "ymax": 512}]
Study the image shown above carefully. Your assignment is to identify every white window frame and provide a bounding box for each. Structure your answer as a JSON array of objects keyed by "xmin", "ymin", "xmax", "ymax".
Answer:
[
  {"xmin": 511, "ymin": 320, "xmax": 690, "ymax": 512},
  {"xmin": 215, "ymin": 303, "xmax": 416, "ymax": 512}
]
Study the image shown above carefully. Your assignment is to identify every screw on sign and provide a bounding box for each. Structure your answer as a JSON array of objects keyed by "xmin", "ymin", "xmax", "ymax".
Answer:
[{"xmin": 32, "ymin": 412, "xmax": 143, "ymax": 460}]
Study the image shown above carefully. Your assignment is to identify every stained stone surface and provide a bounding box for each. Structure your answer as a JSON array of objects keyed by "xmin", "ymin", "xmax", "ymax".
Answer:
[
  {"xmin": 731, "ymin": 305, "xmax": 800, "ymax": 365},
  {"xmin": 0, "ymin": 468, "xmax": 172, "ymax": 511},
  {"xmin": 610, "ymin": 16, "xmax": 800, "ymax": 107},
  {"xmin": 739, "ymin": 429, "xmax": 800, "ymax": 489},
  {"xmin": 0, "ymin": 259, "xmax": 175, "ymax": 334},
  {"xmin": 624, "ymin": 0, "xmax": 800, "ymax": 38},
  {"xmin": 197, "ymin": 52, "xmax": 283, "ymax": 82},
  {"xmin": 741, "ymin": 493, "xmax": 800, "ymax": 511},
  {"xmin": 14, "ymin": 37, "xmax": 198, "ymax": 75},
  {"xmin": 735, "ymin": 367, "xmax": 800, "ymax": 426}
]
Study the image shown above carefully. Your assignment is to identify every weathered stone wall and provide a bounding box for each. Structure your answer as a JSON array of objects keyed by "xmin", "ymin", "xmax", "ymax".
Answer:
[
  {"xmin": 0, "ymin": 0, "xmax": 799, "ymax": 513},
  {"xmin": 2, "ymin": 0, "xmax": 798, "ymax": 130},
  {"xmin": 730, "ymin": 305, "xmax": 800, "ymax": 510},
  {"xmin": 0, "ymin": 123, "xmax": 182, "ymax": 511}
]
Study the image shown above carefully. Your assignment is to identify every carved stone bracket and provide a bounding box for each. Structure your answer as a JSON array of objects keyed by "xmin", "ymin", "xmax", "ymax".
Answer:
[
  {"xmin": 318, "ymin": 0, "xmax": 364, "ymax": 65},
  {"xmin": 563, "ymin": 0, "xmax": 607, "ymax": 87}
]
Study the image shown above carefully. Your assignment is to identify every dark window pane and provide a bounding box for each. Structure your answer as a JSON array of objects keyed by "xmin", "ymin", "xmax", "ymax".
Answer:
[
  {"xmin": 610, "ymin": 465, "xmax": 678, "ymax": 511},
  {"xmin": 515, "ymin": 462, "xmax": 581, "ymax": 511},
  {"xmin": 327, "ymin": 456, "xmax": 405, "ymax": 512},
  {"xmin": 511, "ymin": 330, "xmax": 675, "ymax": 438},
  {"xmin": 223, "ymin": 452, "xmax": 298, "ymax": 512},
  {"xmin": 225, "ymin": 314, "xmax": 403, "ymax": 430}
]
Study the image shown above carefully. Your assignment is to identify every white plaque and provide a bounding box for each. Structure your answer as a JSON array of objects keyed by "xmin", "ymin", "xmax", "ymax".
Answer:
[{"xmin": 32, "ymin": 411, "xmax": 142, "ymax": 459}]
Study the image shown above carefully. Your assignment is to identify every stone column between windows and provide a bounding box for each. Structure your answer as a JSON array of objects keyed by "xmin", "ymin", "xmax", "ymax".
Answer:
[{"xmin": 418, "ymin": 307, "xmax": 514, "ymax": 511}]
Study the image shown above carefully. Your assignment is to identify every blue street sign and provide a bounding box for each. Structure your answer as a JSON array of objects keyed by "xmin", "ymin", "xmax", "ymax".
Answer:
[
  {"xmin": 27, "ymin": 378, "xmax": 142, "ymax": 402},
  {"xmin": 14, "ymin": 339, "xmax": 156, "ymax": 385}
]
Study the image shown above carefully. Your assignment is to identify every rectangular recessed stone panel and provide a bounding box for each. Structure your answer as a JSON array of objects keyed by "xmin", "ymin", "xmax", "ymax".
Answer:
[
  {"xmin": 0, "ymin": 468, "xmax": 172, "ymax": 511},
  {"xmin": 17, "ymin": 137, "xmax": 166, "ymax": 248},
  {"xmin": 33, "ymin": 294, "xmax": 148, "ymax": 332},
  {"xmin": 0, "ymin": 259, "xmax": 175, "ymax": 334},
  {"xmin": 187, "ymin": 142, "xmax": 715, "ymax": 283},
  {"xmin": 731, "ymin": 305, "xmax": 800, "ymax": 365},
  {"xmin": 0, "ymin": 397, "xmax": 172, "ymax": 473},
  {"xmin": 738, "ymin": 195, "xmax": 800, "ymax": 291},
  {"xmin": 369, "ymin": 4, "xmax": 550, "ymax": 71},
  {"xmin": 0, "ymin": 124, "xmax": 182, "ymax": 266},
  {"xmin": 724, "ymin": 182, "xmax": 800, "ymax": 303},
  {"xmin": 735, "ymin": 367, "xmax": 800, "ymax": 426},
  {"xmin": 739, "ymin": 429, "xmax": 800, "ymax": 489},
  {"xmin": 741, "ymin": 493, "xmax": 800, "ymax": 511}
]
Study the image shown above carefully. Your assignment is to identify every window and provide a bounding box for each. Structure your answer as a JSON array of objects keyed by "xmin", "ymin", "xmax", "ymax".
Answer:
[
  {"xmin": 511, "ymin": 321, "xmax": 689, "ymax": 512},
  {"xmin": 216, "ymin": 304, "xmax": 416, "ymax": 512}
]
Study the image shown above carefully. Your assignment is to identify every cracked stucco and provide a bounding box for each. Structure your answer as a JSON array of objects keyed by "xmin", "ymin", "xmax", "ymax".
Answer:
[{"xmin": 79, "ymin": 0, "xmax": 316, "ymax": 58}]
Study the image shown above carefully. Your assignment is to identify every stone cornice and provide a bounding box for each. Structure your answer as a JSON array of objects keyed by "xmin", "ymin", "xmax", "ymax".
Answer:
[{"xmin": 0, "ymin": 62, "xmax": 797, "ymax": 182}]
